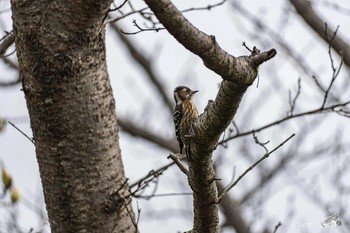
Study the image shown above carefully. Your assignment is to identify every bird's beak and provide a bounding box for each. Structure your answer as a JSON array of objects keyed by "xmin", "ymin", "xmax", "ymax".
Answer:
[{"xmin": 191, "ymin": 90, "xmax": 199, "ymax": 95}]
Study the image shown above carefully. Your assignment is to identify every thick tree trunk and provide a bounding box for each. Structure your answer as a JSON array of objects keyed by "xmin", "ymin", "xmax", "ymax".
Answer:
[{"xmin": 11, "ymin": 1, "xmax": 136, "ymax": 232}]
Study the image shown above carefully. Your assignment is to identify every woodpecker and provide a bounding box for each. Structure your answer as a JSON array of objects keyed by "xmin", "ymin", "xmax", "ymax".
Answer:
[{"xmin": 173, "ymin": 86, "xmax": 199, "ymax": 161}]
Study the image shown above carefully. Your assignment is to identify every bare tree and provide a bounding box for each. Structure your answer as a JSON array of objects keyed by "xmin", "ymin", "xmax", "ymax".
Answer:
[{"xmin": 0, "ymin": 0, "xmax": 349, "ymax": 233}]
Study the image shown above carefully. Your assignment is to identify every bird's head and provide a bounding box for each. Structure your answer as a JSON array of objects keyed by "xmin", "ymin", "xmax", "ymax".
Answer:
[{"xmin": 173, "ymin": 86, "xmax": 198, "ymax": 104}]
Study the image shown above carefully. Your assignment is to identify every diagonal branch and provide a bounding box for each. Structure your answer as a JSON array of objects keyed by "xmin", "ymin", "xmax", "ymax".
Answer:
[
  {"xmin": 218, "ymin": 134, "xmax": 295, "ymax": 200},
  {"xmin": 118, "ymin": 118, "xmax": 177, "ymax": 151},
  {"xmin": 109, "ymin": 22, "xmax": 173, "ymax": 113},
  {"xmin": 289, "ymin": 0, "xmax": 350, "ymax": 68},
  {"xmin": 230, "ymin": 1, "xmax": 317, "ymax": 78},
  {"xmin": 143, "ymin": 0, "xmax": 276, "ymax": 161},
  {"xmin": 0, "ymin": 33, "xmax": 15, "ymax": 56},
  {"xmin": 0, "ymin": 33, "xmax": 20, "ymax": 87},
  {"xmin": 144, "ymin": 1, "xmax": 276, "ymax": 232},
  {"xmin": 118, "ymin": 117, "xmax": 269, "ymax": 233},
  {"xmin": 144, "ymin": 0, "xmax": 276, "ymax": 83}
]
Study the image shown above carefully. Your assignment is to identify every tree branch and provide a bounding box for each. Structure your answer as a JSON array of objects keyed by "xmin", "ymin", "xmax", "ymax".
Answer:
[
  {"xmin": 109, "ymin": 23, "xmax": 173, "ymax": 113},
  {"xmin": 289, "ymin": 0, "xmax": 350, "ymax": 68},
  {"xmin": 0, "ymin": 33, "xmax": 20, "ymax": 87},
  {"xmin": 221, "ymin": 100, "xmax": 350, "ymax": 144},
  {"xmin": 117, "ymin": 118, "xmax": 177, "ymax": 151},
  {"xmin": 218, "ymin": 134, "xmax": 295, "ymax": 200},
  {"xmin": 144, "ymin": 1, "xmax": 276, "ymax": 232},
  {"xmin": 0, "ymin": 33, "xmax": 15, "ymax": 56},
  {"xmin": 168, "ymin": 153, "xmax": 189, "ymax": 176},
  {"xmin": 144, "ymin": 0, "xmax": 276, "ymax": 83},
  {"xmin": 230, "ymin": 1, "xmax": 317, "ymax": 78}
]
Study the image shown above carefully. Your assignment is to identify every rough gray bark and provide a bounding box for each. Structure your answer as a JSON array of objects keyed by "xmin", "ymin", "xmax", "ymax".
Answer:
[{"xmin": 11, "ymin": 1, "xmax": 136, "ymax": 232}]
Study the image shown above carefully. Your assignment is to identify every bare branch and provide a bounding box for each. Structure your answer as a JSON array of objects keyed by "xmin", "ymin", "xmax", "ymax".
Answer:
[
  {"xmin": 130, "ymin": 161, "xmax": 175, "ymax": 190},
  {"xmin": 253, "ymin": 132, "xmax": 269, "ymax": 154},
  {"xmin": 120, "ymin": 19, "xmax": 165, "ymax": 35},
  {"xmin": 144, "ymin": 0, "xmax": 275, "ymax": 83},
  {"xmin": 319, "ymin": 1, "xmax": 350, "ymax": 15},
  {"xmin": 242, "ymin": 41, "xmax": 253, "ymax": 53},
  {"xmin": 231, "ymin": 1, "xmax": 317, "ymax": 78},
  {"xmin": 105, "ymin": 7, "xmax": 149, "ymax": 24},
  {"xmin": 109, "ymin": 23, "xmax": 174, "ymax": 113},
  {"xmin": 289, "ymin": 0, "xmax": 350, "ymax": 68},
  {"xmin": 0, "ymin": 33, "xmax": 20, "ymax": 87},
  {"xmin": 231, "ymin": 120, "xmax": 240, "ymax": 134},
  {"xmin": 118, "ymin": 118, "xmax": 177, "ymax": 151},
  {"xmin": 8, "ymin": 121, "xmax": 35, "ymax": 144},
  {"xmin": 109, "ymin": 0, "xmax": 128, "ymax": 12},
  {"xmin": 136, "ymin": 192, "xmax": 192, "ymax": 199},
  {"xmin": 221, "ymin": 101, "xmax": 350, "ymax": 144},
  {"xmin": 129, "ymin": 1, "xmax": 272, "ymax": 231},
  {"xmin": 0, "ymin": 33, "xmax": 14, "ymax": 56},
  {"xmin": 273, "ymin": 222, "xmax": 282, "ymax": 233},
  {"xmin": 181, "ymin": 0, "xmax": 227, "ymax": 13},
  {"xmin": 218, "ymin": 134, "xmax": 295, "ymax": 200},
  {"xmin": 321, "ymin": 24, "xmax": 344, "ymax": 108},
  {"xmin": 135, "ymin": 201, "xmax": 141, "ymax": 232},
  {"xmin": 287, "ymin": 78, "xmax": 301, "ymax": 116},
  {"xmin": 168, "ymin": 153, "xmax": 189, "ymax": 176},
  {"xmin": 124, "ymin": 201, "xmax": 139, "ymax": 231},
  {"xmin": 0, "ymin": 77, "xmax": 21, "ymax": 87},
  {"xmin": 311, "ymin": 75, "xmax": 326, "ymax": 93}
]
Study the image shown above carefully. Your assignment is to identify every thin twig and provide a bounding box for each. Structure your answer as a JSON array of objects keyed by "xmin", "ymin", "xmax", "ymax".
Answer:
[
  {"xmin": 120, "ymin": 19, "xmax": 165, "ymax": 35},
  {"xmin": 231, "ymin": 120, "xmax": 240, "ymax": 134},
  {"xmin": 131, "ymin": 171, "xmax": 159, "ymax": 198},
  {"xmin": 110, "ymin": 25, "xmax": 174, "ymax": 113},
  {"xmin": 321, "ymin": 24, "xmax": 343, "ymax": 108},
  {"xmin": 231, "ymin": 1, "xmax": 318, "ymax": 77},
  {"xmin": 253, "ymin": 132, "xmax": 269, "ymax": 154},
  {"xmin": 124, "ymin": 202, "xmax": 138, "ymax": 230},
  {"xmin": 135, "ymin": 192, "xmax": 192, "ymax": 199},
  {"xmin": 335, "ymin": 108, "xmax": 350, "ymax": 118},
  {"xmin": 273, "ymin": 222, "xmax": 282, "ymax": 233},
  {"xmin": 105, "ymin": 7, "xmax": 149, "ymax": 24},
  {"xmin": 0, "ymin": 33, "xmax": 14, "ymax": 55},
  {"xmin": 109, "ymin": 0, "xmax": 128, "ymax": 12},
  {"xmin": 218, "ymin": 133, "xmax": 295, "ymax": 200},
  {"xmin": 0, "ymin": 77, "xmax": 21, "ymax": 87},
  {"xmin": 242, "ymin": 41, "xmax": 253, "ymax": 53},
  {"xmin": 287, "ymin": 78, "xmax": 301, "ymax": 116},
  {"xmin": 168, "ymin": 153, "xmax": 189, "ymax": 176},
  {"xmin": 135, "ymin": 201, "xmax": 141, "ymax": 232},
  {"xmin": 311, "ymin": 75, "xmax": 326, "ymax": 93},
  {"xmin": 8, "ymin": 121, "xmax": 35, "ymax": 144},
  {"xmin": 181, "ymin": 0, "xmax": 227, "ymax": 13},
  {"xmin": 130, "ymin": 161, "xmax": 175, "ymax": 189},
  {"xmin": 321, "ymin": 1, "xmax": 350, "ymax": 14},
  {"xmin": 220, "ymin": 101, "xmax": 350, "ymax": 144},
  {"xmin": 1, "ymin": 49, "xmax": 16, "ymax": 58}
]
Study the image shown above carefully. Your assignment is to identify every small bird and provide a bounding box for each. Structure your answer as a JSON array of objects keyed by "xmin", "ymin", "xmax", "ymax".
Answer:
[{"xmin": 173, "ymin": 86, "xmax": 199, "ymax": 161}]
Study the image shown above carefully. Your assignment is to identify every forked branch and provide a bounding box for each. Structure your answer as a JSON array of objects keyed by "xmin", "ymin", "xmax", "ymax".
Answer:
[{"xmin": 143, "ymin": 0, "xmax": 277, "ymax": 232}]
